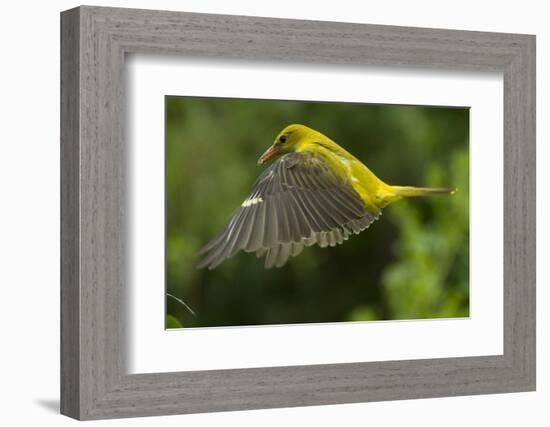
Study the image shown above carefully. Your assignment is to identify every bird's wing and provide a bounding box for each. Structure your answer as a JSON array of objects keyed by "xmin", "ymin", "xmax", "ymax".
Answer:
[{"xmin": 197, "ymin": 151, "xmax": 379, "ymax": 269}]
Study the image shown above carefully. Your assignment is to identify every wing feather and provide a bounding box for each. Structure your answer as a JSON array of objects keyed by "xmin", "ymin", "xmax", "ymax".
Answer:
[
  {"xmin": 262, "ymin": 196, "xmax": 279, "ymax": 248},
  {"xmin": 276, "ymin": 193, "xmax": 291, "ymax": 243},
  {"xmin": 275, "ymin": 243, "xmax": 291, "ymax": 268},
  {"xmin": 264, "ymin": 245, "xmax": 279, "ymax": 269},
  {"xmin": 291, "ymin": 242, "xmax": 304, "ymax": 257},
  {"xmin": 247, "ymin": 201, "xmax": 266, "ymax": 252}
]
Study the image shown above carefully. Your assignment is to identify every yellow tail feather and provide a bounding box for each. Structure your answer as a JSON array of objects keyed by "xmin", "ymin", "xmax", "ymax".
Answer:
[{"xmin": 391, "ymin": 186, "xmax": 457, "ymax": 198}]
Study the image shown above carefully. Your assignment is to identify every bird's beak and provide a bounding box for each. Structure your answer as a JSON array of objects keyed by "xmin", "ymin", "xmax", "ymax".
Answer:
[{"xmin": 257, "ymin": 145, "xmax": 280, "ymax": 165}]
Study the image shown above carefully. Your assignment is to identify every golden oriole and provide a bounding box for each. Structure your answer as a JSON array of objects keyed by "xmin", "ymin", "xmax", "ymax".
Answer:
[{"xmin": 198, "ymin": 124, "xmax": 455, "ymax": 269}]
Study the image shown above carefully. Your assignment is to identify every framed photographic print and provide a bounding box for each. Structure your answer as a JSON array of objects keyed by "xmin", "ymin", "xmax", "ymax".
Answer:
[
  {"xmin": 164, "ymin": 97, "xmax": 469, "ymax": 329},
  {"xmin": 60, "ymin": 5, "xmax": 535, "ymax": 420}
]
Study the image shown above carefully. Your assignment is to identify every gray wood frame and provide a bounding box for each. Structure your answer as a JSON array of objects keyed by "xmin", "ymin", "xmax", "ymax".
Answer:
[{"xmin": 60, "ymin": 5, "xmax": 536, "ymax": 420}]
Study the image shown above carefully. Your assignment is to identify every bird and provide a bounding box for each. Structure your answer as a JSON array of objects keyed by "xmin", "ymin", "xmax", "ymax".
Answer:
[{"xmin": 197, "ymin": 124, "xmax": 455, "ymax": 270}]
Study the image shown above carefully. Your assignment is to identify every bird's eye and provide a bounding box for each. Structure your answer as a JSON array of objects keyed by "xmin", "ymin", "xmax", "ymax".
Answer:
[{"xmin": 279, "ymin": 134, "xmax": 288, "ymax": 143}]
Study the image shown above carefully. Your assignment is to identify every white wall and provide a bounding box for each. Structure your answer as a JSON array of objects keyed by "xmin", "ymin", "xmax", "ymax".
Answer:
[{"xmin": 0, "ymin": 0, "xmax": 546, "ymax": 425}]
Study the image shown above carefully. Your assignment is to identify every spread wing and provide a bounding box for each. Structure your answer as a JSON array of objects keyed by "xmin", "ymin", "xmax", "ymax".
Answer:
[{"xmin": 197, "ymin": 152, "xmax": 379, "ymax": 269}]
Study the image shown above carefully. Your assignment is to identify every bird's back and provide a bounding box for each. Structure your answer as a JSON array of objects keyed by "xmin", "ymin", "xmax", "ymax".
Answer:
[{"xmin": 296, "ymin": 132, "xmax": 393, "ymax": 212}]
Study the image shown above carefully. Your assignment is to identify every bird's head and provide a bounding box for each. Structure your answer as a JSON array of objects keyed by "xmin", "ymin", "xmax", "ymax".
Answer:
[{"xmin": 257, "ymin": 124, "xmax": 318, "ymax": 165}]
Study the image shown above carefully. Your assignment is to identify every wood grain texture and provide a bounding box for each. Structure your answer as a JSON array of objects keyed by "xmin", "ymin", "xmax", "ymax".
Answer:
[
  {"xmin": 60, "ymin": 7, "xmax": 81, "ymax": 419},
  {"xmin": 60, "ymin": 5, "xmax": 536, "ymax": 420}
]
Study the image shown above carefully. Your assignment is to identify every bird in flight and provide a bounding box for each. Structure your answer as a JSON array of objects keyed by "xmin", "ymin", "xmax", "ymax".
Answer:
[{"xmin": 198, "ymin": 124, "xmax": 455, "ymax": 270}]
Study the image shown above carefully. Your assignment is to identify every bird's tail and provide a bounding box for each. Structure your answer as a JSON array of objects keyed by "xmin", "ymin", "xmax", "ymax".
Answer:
[{"xmin": 391, "ymin": 185, "xmax": 457, "ymax": 198}]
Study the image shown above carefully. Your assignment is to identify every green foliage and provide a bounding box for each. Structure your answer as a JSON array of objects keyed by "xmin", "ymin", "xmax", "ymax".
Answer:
[
  {"xmin": 165, "ymin": 97, "xmax": 469, "ymax": 328},
  {"xmin": 166, "ymin": 314, "xmax": 183, "ymax": 329},
  {"xmin": 379, "ymin": 148, "xmax": 469, "ymax": 320}
]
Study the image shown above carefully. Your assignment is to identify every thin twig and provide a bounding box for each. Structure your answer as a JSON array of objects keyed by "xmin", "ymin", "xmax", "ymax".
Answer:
[{"xmin": 166, "ymin": 292, "xmax": 196, "ymax": 317}]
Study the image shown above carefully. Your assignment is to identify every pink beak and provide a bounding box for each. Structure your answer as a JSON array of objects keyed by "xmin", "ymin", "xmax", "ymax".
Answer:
[{"xmin": 257, "ymin": 145, "xmax": 280, "ymax": 165}]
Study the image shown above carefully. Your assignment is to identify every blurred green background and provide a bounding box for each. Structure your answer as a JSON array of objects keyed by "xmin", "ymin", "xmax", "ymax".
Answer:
[{"xmin": 165, "ymin": 96, "xmax": 469, "ymax": 329}]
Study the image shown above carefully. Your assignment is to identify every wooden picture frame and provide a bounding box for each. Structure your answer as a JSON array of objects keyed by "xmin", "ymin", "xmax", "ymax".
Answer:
[{"xmin": 60, "ymin": 5, "xmax": 536, "ymax": 420}]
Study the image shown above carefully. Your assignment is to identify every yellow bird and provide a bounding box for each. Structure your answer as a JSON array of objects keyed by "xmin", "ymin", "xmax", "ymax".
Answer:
[{"xmin": 198, "ymin": 124, "xmax": 455, "ymax": 270}]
